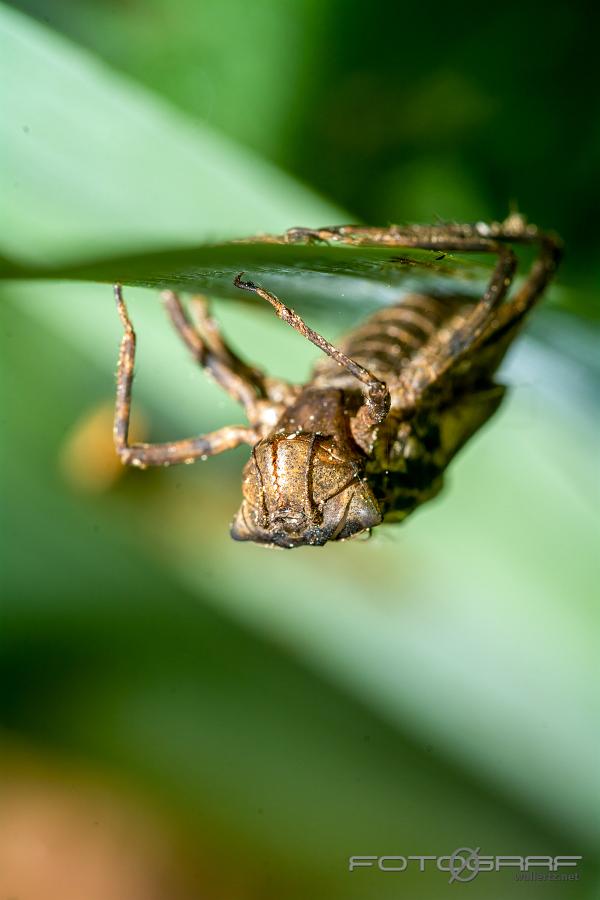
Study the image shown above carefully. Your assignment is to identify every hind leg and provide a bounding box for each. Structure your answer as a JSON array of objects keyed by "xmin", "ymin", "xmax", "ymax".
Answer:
[{"xmin": 478, "ymin": 229, "xmax": 562, "ymax": 346}]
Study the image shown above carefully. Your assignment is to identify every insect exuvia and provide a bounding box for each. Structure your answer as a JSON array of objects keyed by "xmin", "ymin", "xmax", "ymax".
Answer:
[{"xmin": 113, "ymin": 216, "xmax": 562, "ymax": 548}]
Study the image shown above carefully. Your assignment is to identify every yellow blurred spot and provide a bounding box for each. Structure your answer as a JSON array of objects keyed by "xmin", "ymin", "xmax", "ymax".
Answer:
[
  {"xmin": 0, "ymin": 743, "xmax": 270, "ymax": 900},
  {"xmin": 59, "ymin": 401, "xmax": 147, "ymax": 493}
]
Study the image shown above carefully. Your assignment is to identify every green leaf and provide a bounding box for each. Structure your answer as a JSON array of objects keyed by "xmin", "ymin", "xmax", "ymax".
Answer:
[
  {"xmin": 0, "ymin": 3, "xmax": 342, "ymax": 266},
  {"xmin": 0, "ymin": 238, "xmax": 492, "ymax": 319}
]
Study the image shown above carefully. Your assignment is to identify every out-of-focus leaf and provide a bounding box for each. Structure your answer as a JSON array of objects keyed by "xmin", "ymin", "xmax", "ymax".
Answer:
[{"xmin": 0, "ymin": 3, "xmax": 341, "ymax": 266}]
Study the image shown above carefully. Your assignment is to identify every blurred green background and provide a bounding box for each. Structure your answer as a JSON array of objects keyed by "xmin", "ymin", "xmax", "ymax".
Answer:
[{"xmin": 1, "ymin": 2, "xmax": 598, "ymax": 898}]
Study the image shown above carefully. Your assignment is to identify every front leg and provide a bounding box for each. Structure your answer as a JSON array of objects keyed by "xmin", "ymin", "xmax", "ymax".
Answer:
[
  {"xmin": 114, "ymin": 284, "xmax": 256, "ymax": 468},
  {"xmin": 233, "ymin": 274, "xmax": 391, "ymax": 436}
]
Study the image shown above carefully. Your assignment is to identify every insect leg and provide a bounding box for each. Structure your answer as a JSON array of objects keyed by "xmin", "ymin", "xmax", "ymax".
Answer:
[
  {"xmin": 283, "ymin": 221, "xmax": 517, "ymax": 251},
  {"xmin": 233, "ymin": 273, "xmax": 390, "ymax": 430},
  {"xmin": 478, "ymin": 227, "xmax": 563, "ymax": 344},
  {"xmin": 393, "ymin": 224, "xmax": 561, "ymax": 401},
  {"xmin": 284, "ymin": 223, "xmax": 518, "ymax": 389},
  {"xmin": 161, "ymin": 291, "xmax": 296, "ymax": 424},
  {"xmin": 114, "ymin": 284, "xmax": 256, "ymax": 468},
  {"xmin": 286, "ymin": 218, "xmax": 560, "ymax": 338},
  {"xmin": 160, "ymin": 289, "xmax": 268, "ymax": 412},
  {"xmin": 185, "ymin": 296, "xmax": 299, "ymax": 411},
  {"xmin": 281, "ymin": 219, "xmax": 560, "ymax": 407},
  {"xmin": 341, "ymin": 237, "xmax": 512, "ymax": 407}
]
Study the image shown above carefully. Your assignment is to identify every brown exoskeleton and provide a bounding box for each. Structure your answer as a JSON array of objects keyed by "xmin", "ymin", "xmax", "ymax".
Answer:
[{"xmin": 113, "ymin": 216, "xmax": 562, "ymax": 548}]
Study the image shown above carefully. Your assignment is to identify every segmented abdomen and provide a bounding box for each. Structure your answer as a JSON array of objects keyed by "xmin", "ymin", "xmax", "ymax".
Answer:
[{"xmin": 312, "ymin": 292, "xmax": 470, "ymax": 386}]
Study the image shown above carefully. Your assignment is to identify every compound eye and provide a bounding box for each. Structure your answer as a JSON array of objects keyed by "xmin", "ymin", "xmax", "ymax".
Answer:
[{"xmin": 324, "ymin": 480, "xmax": 382, "ymax": 541}]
